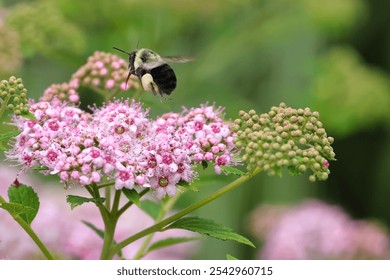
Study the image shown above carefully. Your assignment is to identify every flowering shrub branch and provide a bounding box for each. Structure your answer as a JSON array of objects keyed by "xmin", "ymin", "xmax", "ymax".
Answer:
[
  {"xmin": 0, "ymin": 191, "xmax": 53, "ymax": 260},
  {"xmin": 0, "ymin": 51, "xmax": 336, "ymax": 260}
]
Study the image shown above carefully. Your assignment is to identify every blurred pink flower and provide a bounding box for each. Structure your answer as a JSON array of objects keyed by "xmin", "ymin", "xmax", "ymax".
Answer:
[
  {"xmin": 0, "ymin": 165, "xmax": 197, "ymax": 260},
  {"xmin": 249, "ymin": 200, "xmax": 390, "ymax": 260}
]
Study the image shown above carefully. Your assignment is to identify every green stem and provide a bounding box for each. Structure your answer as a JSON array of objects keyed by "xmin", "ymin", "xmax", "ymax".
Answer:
[
  {"xmin": 96, "ymin": 181, "xmax": 114, "ymax": 189},
  {"xmin": 111, "ymin": 190, "xmax": 121, "ymax": 216},
  {"xmin": 105, "ymin": 187, "xmax": 111, "ymax": 210},
  {"xmin": 0, "ymin": 195, "xmax": 54, "ymax": 260},
  {"xmin": 85, "ymin": 184, "xmax": 116, "ymax": 260},
  {"xmin": 108, "ymin": 169, "xmax": 261, "ymax": 259},
  {"xmin": 133, "ymin": 193, "xmax": 180, "ymax": 260}
]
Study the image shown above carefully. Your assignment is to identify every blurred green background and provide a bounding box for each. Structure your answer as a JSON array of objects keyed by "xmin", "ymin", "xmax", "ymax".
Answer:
[{"xmin": 1, "ymin": 0, "xmax": 390, "ymax": 259}]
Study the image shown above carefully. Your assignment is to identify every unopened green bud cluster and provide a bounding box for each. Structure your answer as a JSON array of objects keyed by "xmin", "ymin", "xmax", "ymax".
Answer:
[
  {"xmin": 0, "ymin": 76, "xmax": 29, "ymax": 116},
  {"xmin": 231, "ymin": 103, "xmax": 336, "ymax": 181}
]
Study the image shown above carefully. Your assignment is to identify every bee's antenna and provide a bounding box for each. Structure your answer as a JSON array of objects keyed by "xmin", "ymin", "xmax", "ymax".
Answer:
[
  {"xmin": 113, "ymin": 47, "xmax": 131, "ymax": 55},
  {"xmin": 136, "ymin": 40, "xmax": 140, "ymax": 50}
]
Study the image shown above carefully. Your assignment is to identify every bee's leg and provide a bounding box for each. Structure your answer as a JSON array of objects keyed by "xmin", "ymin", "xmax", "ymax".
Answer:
[
  {"xmin": 141, "ymin": 74, "xmax": 158, "ymax": 96},
  {"xmin": 150, "ymin": 82, "xmax": 161, "ymax": 95}
]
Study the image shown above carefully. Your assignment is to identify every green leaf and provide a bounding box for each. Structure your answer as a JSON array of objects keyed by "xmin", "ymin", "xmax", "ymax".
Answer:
[
  {"xmin": 201, "ymin": 160, "xmax": 208, "ymax": 169},
  {"xmin": 226, "ymin": 254, "xmax": 239, "ymax": 260},
  {"xmin": 0, "ymin": 130, "xmax": 22, "ymax": 151},
  {"xmin": 287, "ymin": 165, "xmax": 302, "ymax": 176},
  {"xmin": 122, "ymin": 188, "xmax": 140, "ymax": 206},
  {"xmin": 0, "ymin": 130, "xmax": 21, "ymax": 141},
  {"xmin": 177, "ymin": 180, "xmax": 199, "ymax": 192},
  {"xmin": 147, "ymin": 237, "xmax": 202, "ymax": 254},
  {"xmin": 220, "ymin": 166, "xmax": 246, "ymax": 176},
  {"xmin": 82, "ymin": 221, "xmax": 123, "ymax": 258},
  {"xmin": 82, "ymin": 220, "xmax": 105, "ymax": 239},
  {"xmin": 7, "ymin": 185, "xmax": 39, "ymax": 224},
  {"xmin": 66, "ymin": 195, "xmax": 105, "ymax": 210},
  {"xmin": 165, "ymin": 217, "xmax": 255, "ymax": 248},
  {"xmin": 20, "ymin": 112, "xmax": 36, "ymax": 120},
  {"xmin": 139, "ymin": 199, "xmax": 161, "ymax": 220},
  {"xmin": 0, "ymin": 202, "xmax": 34, "ymax": 216}
]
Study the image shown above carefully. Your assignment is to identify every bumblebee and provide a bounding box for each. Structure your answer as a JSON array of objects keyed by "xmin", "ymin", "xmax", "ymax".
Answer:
[{"xmin": 113, "ymin": 47, "xmax": 193, "ymax": 96}]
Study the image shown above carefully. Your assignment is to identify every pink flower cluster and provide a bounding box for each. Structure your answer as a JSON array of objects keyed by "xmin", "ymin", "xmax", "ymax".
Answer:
[
  {"xmin": 41, "ymin": 51, "xmax": 138, "ymax": 104},
  {"xmin": 8, "ymin": 99, "xmax": 237, "ymax": 199}
]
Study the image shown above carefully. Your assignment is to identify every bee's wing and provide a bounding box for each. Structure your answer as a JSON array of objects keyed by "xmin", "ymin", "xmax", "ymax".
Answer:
[
  {"xmin": 161, "ymin": 56, "xmax": 195, "ymax": 63},
  {"xmin": 142, "ymin": 56, "xmax": 195, "ymax": 70},
  {"xmin": 142, "ymin": 60, "xmax": 166, "ymax": 70}
]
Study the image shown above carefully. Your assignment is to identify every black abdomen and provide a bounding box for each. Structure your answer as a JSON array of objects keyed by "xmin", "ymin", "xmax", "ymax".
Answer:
[{"xmin": 150, "ymin": 64, "xmax": 177, "ymax": 96}]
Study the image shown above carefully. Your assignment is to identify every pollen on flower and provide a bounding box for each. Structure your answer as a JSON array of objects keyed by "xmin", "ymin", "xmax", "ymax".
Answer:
[
  {"xmin": 48, "ymin": 120, "xmax": 60, "ymax": 131},
  {"xmin": 158, "ymin": 177, "xmax": 169, "ymax": 188},
  {"xmin": 114, "ymin": 125, "xmax": 125, "ymax": 134},
  {"xmin": 118, "ymin": 171, "xmax": 131, "ymax": 182},
  {"xmin": 46, "ymin": 150, "xmax": 58, "ymax": 162}
]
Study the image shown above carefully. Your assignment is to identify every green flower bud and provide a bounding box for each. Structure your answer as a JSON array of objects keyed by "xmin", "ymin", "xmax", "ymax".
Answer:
[
  {"xmin": 288, "ymin": 151, "xmax": 296, "ymax": 158},
  {"xmin": 299, "ymin": 165, "xmax": 307, "ymax": 172},
  {"xmin": 304, "ymin": 108, "xmax": 312, "ymax": 117},
  {"xmin": 312, "ymin": 135, "xmax": 320, "ymax": 143},
  {"xmin": 245, "ymin": 147, "xmax": 253, "ymax": 154},
  {"xmin": 248, "ymin": 109, "xmax": 257, "ymax": 116},
  {"xmin": 242, "ymin": 113, "xmax": 250, "ymax": 121},
  {"xmin": 290, "ymin": 116, "xmax": 298, "ymax": 123},
  {"xmin": 272, "ymin": 143, "xmax": 280, "ymax": 150},
  {"xmin": 234, "ymin": 119, "xmax": 242, "ymax": 125},
  {"xmin": 22, "ymin": 107, "xmax": 29, "ymax": 114},
  {"xmin": 255, "ymin": 151, "xmax": 263, "ymax": 158},
  {"xmin": 0, "ymin": 76, "xmax": 30, "ymax": 117},
  {"xmin": 245, "ymin": 119, "xmax": 254, "ymax": 127},
  {"xmin": 319, "ymin": 172, "xmax": 328, "ymax": 180},
  {"xmin": 275, "ymin": 152, "xmax": 283, "ymax": 159},
  {"xmin": 281, "ymin": 132, "xmax": 288, "ymax": 139},
  {"xmin": 251, "ymin": 114, "xmax": 259, "ymax": 122},
  {"xmin": 233, "ymin": 103, "xmax": 336, "ymax": 181},
  {"xmin": 252, "ymin": 123, "xmax": 261, "ymax": 131}
]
